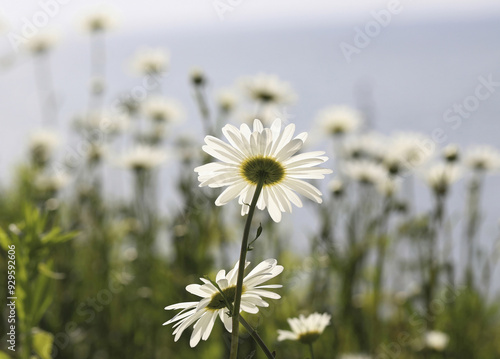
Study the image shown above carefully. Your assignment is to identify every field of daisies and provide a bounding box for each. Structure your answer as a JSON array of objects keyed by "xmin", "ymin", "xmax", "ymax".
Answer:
[{"xmin": 1, "ymin": 7, "xmax": 500, "ymax": 359}]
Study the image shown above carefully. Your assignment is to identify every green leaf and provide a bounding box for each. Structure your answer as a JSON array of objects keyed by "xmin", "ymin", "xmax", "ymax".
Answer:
[
  {"xmin": 38, "ymin": 262, "xmax": 65, "ymax": 280},
  {"xmin": 0, "ymin": 351, "xmax": 12, "ymax": 359},
  {"xmin": 30, "ymin": 271, "xmax": 54, "ymax": 326},
  {"xmin": 247, "ymin": 223, "xmax": 263, "ymax": 251},
  {"xmin": 0, "ymin": 227, "xmax": 10, "ymax": 250},
  {"xmin": 32, "ymin": 329, "xmax": 54, "ymax": 359}
]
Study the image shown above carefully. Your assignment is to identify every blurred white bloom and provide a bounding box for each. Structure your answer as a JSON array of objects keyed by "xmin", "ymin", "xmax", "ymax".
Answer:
[
  {"xmin": 235, "ymin": 109, "xmax": 272, "ymax": 127},
  {"xmin": 141, "ymin": 96, "xmax": 183, "ymax": 124},
  {"xmin": 464, "ymin": 145, "xmax": 500, "ymax": 172},
  {"xmin": 376, "ymin": 177, "xmax": 399, "ymax": 197},
  {"xmin": 123, "ymin": 247, "xmax": 138, "ymax": 261},
  {"xmin": 389, "ymin": 132, "xmax": 434, "ymax": 171},
  {"xmin": 86, "ymin": 143, "xmax": 107, "ymax": 164},
  {"xmin": 131, "ymin": 47, "xmax": 169, "ymax": 75},
  {"xmin": 119, "ymin": 145, "xmax": 167, "ymax": 171},
  {"xmin": 164, "ymin": 259, "xmax": 283, "ymax": 347},
  {"xmin": 342, "ymin": 132, "xmax": 386, "ymax": 160},
  {"xmin": 175, "ymin": 135, "xmax": 199, "ymax": 163},
  {"xmin": 35, "ymin": 172, "xmax": 70, "ymax": 192},
  {"xmin": 74, "ymin": 111, "xmax": 129, "ymax": 136},
  {"xmin": 216, "ymin": 89, "xmax": 237, "ymax": 112},
  {"xmin": 424, "ymin": 330, "xmax": 449, "ymax": 351},
  {"xmin": 25, "ymin": 29, "xmax": 60, "ymax": 54},
  {"xmin": 239, "ymin": 73, "xmax": 296, "ymax": 105},
  {"xmin": 339, "ymin": 354, "xmax": 372, "ymax": 359},
  {"xmin": 277, "ymin": 312, "xmax": 331, "ymax": 344},
  {"xmin": 328, "ymin": 178, "xmax": 344, "ymax": 196},
  {"xmin": 394, "ymin": 281, "xmax": 421, "ymax": 304},
  {"xmin": 236, "ymin": 105, "xmax": 291, "ymax": 127},
  {"xmin": 89, "ymin": 76, "xmax": 106, "ymax": 95},
  {"xmin": 29, "ymin": 130, "xmax": 60, "ymax": 165},
  {"xmin": 316, "ymin": 105, "xmax": 362, "ymax": 136},
  {"xmin": 190, "ymin": 67, "xmax": 206, "ymax": 86},
  {"xmin": 80, "ymin": 6, "xmax": 118, "ymax": 33},
  {"xmin": 423, "ymin": 163, "xmax": 461, "ymax": 195},
  {"xmin": 443, "ymin": 144, "xmax": 460, "ymax": 163},
  {"xmin": 343, "ymin": 160, "xmax": 389, "ymax": 187}
]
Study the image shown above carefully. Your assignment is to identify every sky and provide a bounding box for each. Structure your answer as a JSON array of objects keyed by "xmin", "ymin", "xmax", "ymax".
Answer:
[{"xmin": 1, "ymin": 0, "xmax": 500, "ymax": 37}]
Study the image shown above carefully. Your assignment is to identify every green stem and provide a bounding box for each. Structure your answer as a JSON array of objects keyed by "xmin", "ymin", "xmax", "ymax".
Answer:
[
  {"xmin": 194, "ymin": 85, "xmax": 212, "ymax": 135},
  {"xmin": 229, "ymin": 179, "xmax": 265, "ymax": 359},
  {"xmin": 309, "ymin": 342, "xmax": 315, "ymax": 359},
  {"xmin": 239, "ymin": 316, "xmax": 275, "ymax": 359}
]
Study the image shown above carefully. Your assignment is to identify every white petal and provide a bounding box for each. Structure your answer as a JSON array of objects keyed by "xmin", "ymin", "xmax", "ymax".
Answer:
[
  {"xmin": 215, "ymin": 181, "xmax": 247, "ymax": 206},
  {"xmin": 165, "ymin": 301, "xmax": 198, "ymax": 311},
  {"xmin": 283, "ymin": 178, "xmax": 323, "ymax": 203},
  {"xmin": 270, "ymin": 123, "xmax": 295, "ymax": 156},
  {"xmin": 274, "ymin": 138, "xmax": 304, "ymax": 162},
  {"xmin": 186, "ymin": 284, "xmax": 212, "ymax": 298}
]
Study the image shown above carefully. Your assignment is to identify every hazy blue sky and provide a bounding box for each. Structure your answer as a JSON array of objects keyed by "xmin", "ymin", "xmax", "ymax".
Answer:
[{"xmin": 1, "ymin": 0, "xmax": 500, "ymax": 36}]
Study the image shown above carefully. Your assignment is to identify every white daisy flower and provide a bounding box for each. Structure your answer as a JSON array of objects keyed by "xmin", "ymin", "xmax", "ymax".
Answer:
[
  {"xmin": 234, "ymin": 109, "xmax": 271, "ymax": 127},
  {"xmin": 277, "ymin": 312, "xmax": 331, "ymax": 344},
  {"xmin": 464, "ymin": 145, "xmax": 500, "ymax": 172},
  {"xmin": 190, "ymin": 67, "xmax": 206, "ymax": 86},
  {"xmin": 342, "ymin": 160, "xmax": 389, "ymax": 187},
  {"xmin": 131, "ymin": 47, "xmax": 169, "ymax": 75},
  {"xmin": 194, "ymin": 119, "xmax": 332, "ymax": 222},
  {"xmin": 216, "ymin": 89, "xmax": 237, "ymax": 112},
  {"xmin": 376, "ymin": 176, "xmax": 400, "ymax": 197},
  {"xmin": 119, "ymin": 145, "xmax": 167, "ymax": 171},
  {"xmin": 342, "ymin": 132, "xmax": 386, "ymax": 160},
  {"xmin": 316, "ymin": 105, "xmax": 362, "ymax": 136},
  {"xmin": 328, "ymin": 178, "xmax": 344, "ymax": 196},
  {"xmin": 423, "ymin": 163, "xmax": 461, "ymax": 195},
  {"xmin": 389, "ymin": 132, "xmax": 434, "ymax": 171},
  {"xmin": 80, "ymin": 6, "xmax": 118, "ymax": 33},
  {"xmin": 86, "ymin": 143, "xmax": 108, "ymax": 164},
  {"xmin": 442, "ymin": 144, "xmax": 460, "ymax": 163},
  {"xmin": 164, "ymin": 258, "xmax": 283, "ymax": 347},
  {"xmin": 424, "ymin": 330, "xmax": 449, "ymax": 351},
  {"xmin": 25, "ymin": 29, "xmax": 60, "ymax": 55},
  {"xmin": 35, "ymin": 172, "xmax": 70, "ymax": 192},
  {"xmin": 239, "ymin": 73, "xmax": 296, "ymax": 105},
  {"xmin": 141, "ymin": 96, "xmax": 183, "ymax": 124},
  {"xmin": 29, "ymin": 130, "xmax": 60, "ymax": 165}
]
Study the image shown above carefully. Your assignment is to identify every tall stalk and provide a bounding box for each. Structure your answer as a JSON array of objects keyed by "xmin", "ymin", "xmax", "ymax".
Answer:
[
  {"xmin": 464, "ymin": 173, "xmax": 482, "ymax": 288},
  {"xmin": 229, "ymin": 178, "xmax": 265, "ymax": 359},
  {"xmin": 33, "ymin": 52, "xmax": 57, "ymax": 126}
]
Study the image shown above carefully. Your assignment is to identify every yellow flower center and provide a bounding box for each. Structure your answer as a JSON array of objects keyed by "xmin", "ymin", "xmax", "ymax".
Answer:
[
  {"xmin": 255, "ymin": 90, "xmax": 275, "ymax": 103},
  {"xmin": 298, "ymin": 331, "xmax": 321, "ymax": 344},
  {"xmin": 206, "ymin": 285, "xmax": 242, "ymax": 311},
  {"xmin": 240, "ymin": 156, "xmax": 285, "ymax": 186}
]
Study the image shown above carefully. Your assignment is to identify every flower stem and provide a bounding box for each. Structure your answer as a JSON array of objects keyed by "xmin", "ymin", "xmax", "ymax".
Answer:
[
  {"xmin": 229, "ymin": 179, "xmax": 265, "ymax": 359},
  {"xmin": 239, "ymin": 316, "xmax": 275, "ymax": 359},
  {"xmin": 193, "ymin": 84, "xmax": 212, "ymax": 135},
  {"xmin": 309, "ymin": 343, "xmax": 315, "ymax": 359}
]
